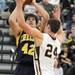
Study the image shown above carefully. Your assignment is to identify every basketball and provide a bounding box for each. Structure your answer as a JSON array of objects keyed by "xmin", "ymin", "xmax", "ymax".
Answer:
[{"xmin": 24, "ymin": 0, "xmax": 32, "ymax": 4}]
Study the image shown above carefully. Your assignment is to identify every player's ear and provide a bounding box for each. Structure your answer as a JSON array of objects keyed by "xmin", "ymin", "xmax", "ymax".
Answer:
[{"xmin": 47, "ymin": 24, "xmax": 50, "ymax": 29}]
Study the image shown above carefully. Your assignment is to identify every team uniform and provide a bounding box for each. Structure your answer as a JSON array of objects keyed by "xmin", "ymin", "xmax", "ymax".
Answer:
[
  {"xmin": 39, "ymin": 33, "xmax": 61, "ymax": 75},
  {"xmin": 14, "ymin": 30, "xmax": 35, "ymax": 75}
]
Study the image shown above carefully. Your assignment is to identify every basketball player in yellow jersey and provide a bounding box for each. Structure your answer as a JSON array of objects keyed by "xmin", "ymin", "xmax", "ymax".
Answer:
[
  {"xmin": 9, "ymin": 0, "xmax": 49, "ymax": 75},
  {"xmin": 16, "ymin": 0, "xmax": 62, "ymax": 75}
]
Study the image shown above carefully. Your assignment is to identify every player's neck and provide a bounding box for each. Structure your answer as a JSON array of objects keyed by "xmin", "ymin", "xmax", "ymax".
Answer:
[{"xmin": 49, "ymin": 32, "xmax": 56, "ymax": 38}]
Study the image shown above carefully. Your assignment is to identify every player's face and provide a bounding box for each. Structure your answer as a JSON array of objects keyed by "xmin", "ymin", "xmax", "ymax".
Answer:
[{"xmin": 26, "ymin": 16, "xmax": 36, "ymax": 28}]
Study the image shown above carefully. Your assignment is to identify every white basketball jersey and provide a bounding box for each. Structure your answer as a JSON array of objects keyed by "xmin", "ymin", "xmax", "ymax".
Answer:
[{"xmin": 39, "ymin": 33, "xmax": 61, "ymax": 75}]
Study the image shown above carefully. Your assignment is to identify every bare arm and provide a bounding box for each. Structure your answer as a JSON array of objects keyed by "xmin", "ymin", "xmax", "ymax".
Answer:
[
  {"xmin": 32, "ymin": 1, "xmax": 49, "ymax": 32},
  {"xmin": 9, "ymin": 7, "xmax": 21, "ymax": 38},
  {"xmin": 16, "ymin": 0, "xmax": 43, "ymax": 45},
  {"xmin": 52, "ymin": 5, "xmax": 61, "ymax": 21}
]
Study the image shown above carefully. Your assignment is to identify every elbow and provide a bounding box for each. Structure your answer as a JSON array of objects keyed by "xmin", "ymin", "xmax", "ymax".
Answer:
[{"xmin": 9, "ymin": 19, "xmax": 13, "ymax": 26}]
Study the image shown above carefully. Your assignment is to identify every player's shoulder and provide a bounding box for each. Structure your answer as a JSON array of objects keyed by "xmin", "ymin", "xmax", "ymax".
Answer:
[
  {"xmin": 43, "ymin": 33, "xmax": 50, "ymax": 38},
  {"xmin": 42, "ymin": 33, "xmax": 53, "ymax": 43}
]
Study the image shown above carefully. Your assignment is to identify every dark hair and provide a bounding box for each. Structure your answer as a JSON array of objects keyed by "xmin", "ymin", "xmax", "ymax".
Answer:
[
  {"xmin": 25, "ymin": 13, "xmax": 38, "ymax": 24},
  {"xmin": 48, "ymin": 19, "xmax": 61, "ymax": 33}
]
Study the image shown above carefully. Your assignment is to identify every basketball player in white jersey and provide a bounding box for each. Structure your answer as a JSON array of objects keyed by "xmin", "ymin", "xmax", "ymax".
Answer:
[{"xmin": 16, "ymin": 0, "xmax": 62, "ymax": 75}]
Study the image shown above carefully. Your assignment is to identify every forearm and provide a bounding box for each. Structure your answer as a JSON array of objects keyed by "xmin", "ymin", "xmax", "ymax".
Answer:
[
  {"xmin": 9, "ymin": 7, "xmax": 20, "ymax": 37},
  {"xmin": 16, "ymin": 3, "xmax": 24, "ymax": 28},
  {"xmin": 33, "ymin": 3, "xmax": 49, "ymax": 32},
  {"xmin": 16, "ymin": 1, "xmax": 31, "ymax": 34},
  {"xmin": 9, "ymin": 7, "xmax": 17, "ymax": 24},
  {"xmin": 33, "ymin": 3, "xmax": 49, "ymax": 19}
]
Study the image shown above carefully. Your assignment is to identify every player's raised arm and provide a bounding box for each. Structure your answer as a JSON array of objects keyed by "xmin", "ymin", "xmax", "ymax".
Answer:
[
  {"xmin": 32, "ymin": 0, "xmax": 49, "ymax": 32},
  {"xmin": 9, "ymin": 7, "xmax": 21, "ymax": 38},
  {"xmin": 16, "ymin": 0, "xmax": 43, "ymax": 44}
]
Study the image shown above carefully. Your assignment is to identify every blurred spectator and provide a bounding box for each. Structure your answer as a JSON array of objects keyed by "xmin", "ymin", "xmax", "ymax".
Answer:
[
  {"xmin": 60, "ymin": 24, "xmax": 75, "ymax": 75},
  {"xmin": 59, "ymin": 44, "xmax": 72, "ymax": 75},
  {"xmin": 70, "ymin": 0, "xmax": 75, "ymax": 14},
  {"xmin": 60, "ymin": 0, "xmax": 75, "ymax": 23},
  {"xmin": 24, "ymin": 5, "xmax": 37, "ymax": 14},
  {"xmin": 66, "ymin": 24, "xmax": 75, "ymax": 62},
  {"xmin": 65, "ymin": 13, "xmax": 75, "ymax": 31},
  {"xmin": 0, "ymin": 0, "xmax": 8, "ymax": 11},
  {"xmin": 6, "ymin": 0, "xmax": 16, "ymax": 13},
  {"xmin": 60, "ymin": 0, "xmax": 70, "ymax": 23},
  {"xmin": 60, "ymin": 0, "xmax": 70, "ymax": 10}
]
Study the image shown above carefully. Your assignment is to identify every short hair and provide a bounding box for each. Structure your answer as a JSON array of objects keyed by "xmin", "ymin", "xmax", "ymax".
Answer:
[
  {"xmin": 48, "ymin": 18, "xmax": 61, "ymax": 33},
  {"xmin": 25, "ymin": 13, "xmax": 38, "ymax": 24}
]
